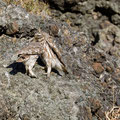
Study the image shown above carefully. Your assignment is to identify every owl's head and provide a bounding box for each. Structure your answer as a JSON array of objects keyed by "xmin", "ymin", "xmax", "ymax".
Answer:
[{"xmin": 16, "ymin": 54, "xmax": 30, "ymax": 63}]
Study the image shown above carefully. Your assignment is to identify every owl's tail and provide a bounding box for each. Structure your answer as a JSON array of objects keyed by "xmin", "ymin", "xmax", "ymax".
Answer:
[{"xmin": 62, "ymin": 64, "xmax": 68, "ymax": 74}]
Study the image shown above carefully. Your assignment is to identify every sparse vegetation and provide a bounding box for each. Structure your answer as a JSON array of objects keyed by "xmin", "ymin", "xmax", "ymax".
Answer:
[
  {"xmin": 3, "ymin": 0, "xmax": 51, "ymax": 15},
  {"xmin": 105, "ymin": 86, "xmax": 120, "ymax": 120}
]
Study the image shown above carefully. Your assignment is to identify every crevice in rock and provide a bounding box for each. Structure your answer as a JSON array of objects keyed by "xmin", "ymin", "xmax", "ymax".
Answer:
[
  {"xmin": 45, "ymin": 0, "xmax": 81, "ymax": 14},
  {"xmin": 94, "ymin": 6, "xmax": 116, "ymax": 22},
  {"xmin": 0, "ymin": 26, "xmax": 19, "ymax": 38},
  {"xmin": 0, "ymin": 27, "xmax": 6, "ymax": 36},
  {"xmin": 63, "ymin": 1, "xmax": 80, "ymax": 14},
  {"xmin": 91, "ymin": 32, "xmax": 99, "ymax": 46},
  {"xmin": 45, "ymin": 0, "xmax": 64, "ymax": 12}
]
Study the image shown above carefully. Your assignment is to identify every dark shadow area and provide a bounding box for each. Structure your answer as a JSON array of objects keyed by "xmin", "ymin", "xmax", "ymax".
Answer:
[
  {"xmin": 45, "ymin": 0, "xmax": 80, "ymax": 14},
  {"xmin": 52, "ymin": 68, "xmax": 62, "ymax": 76},
  {"xmin": 91, "ymin": 32, "xmax": 100, "ymax": 46},
  {"xmin": 37, "ymin": 57, "xmax": 45, "ymax": 67},
  {"xmin": 7, "ymin": 57, "xmax": 62, "ymax": 76},
  {"xmin": 0, "ymin": 27, "xmax": 6, "ymax": 36},
  {"xmin": 94, "ymin": 6, "xmax": 116, "ymax": 22},
  {"xmin": 64, "ymin": 1, "xmax": 80, "ymax": 14},
  {"xmin": 7, "ymin": 62, "xmax": 26, "ymax": 75},
  {"xmin": 47, "ymin": 0, "xmax": 63, "ymax": 12}
]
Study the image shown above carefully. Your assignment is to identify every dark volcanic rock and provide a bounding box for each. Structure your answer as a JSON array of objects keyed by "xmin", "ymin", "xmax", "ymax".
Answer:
[
  {"xmin": 92, "ymin": 62, "xmax": 104, "ymax": 74},
  {"xmin": 0, "ymin": 4, "xmax": 41, "ymax": 37},
  {"xmin": 0, "ymin": 0, "xmax": 120, "ymax": 120},
  {"xmin": 46, "ymin": 0, "xmax": 120, "ymax": 15},
  {"xmin": 46, "ymin": 0, "xmax": 94, "ymax": 14},
  {"xmin": 111, "ymin": 14, "xmax": 120, "ymax": 27},
  {"xmin": 47, "ymin": 0, "xmax": 120, "ymax": 31}
]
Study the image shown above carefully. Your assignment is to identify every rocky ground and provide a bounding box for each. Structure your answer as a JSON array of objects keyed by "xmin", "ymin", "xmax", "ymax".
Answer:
[{"xmin": 0, "ymin": 0, "xmax": 120, "ymax": 120}]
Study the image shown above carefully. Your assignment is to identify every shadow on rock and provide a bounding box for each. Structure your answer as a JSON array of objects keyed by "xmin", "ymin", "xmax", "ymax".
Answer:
[{"xmin": 7, "ymin": 62, "xmax": 26, "ymax": 75}]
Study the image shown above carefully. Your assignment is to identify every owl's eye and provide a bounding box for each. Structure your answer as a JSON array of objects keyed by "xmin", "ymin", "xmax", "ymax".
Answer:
[{"xmin": 21, "ymin": 56, "xmax": 25, "ymax": 59}]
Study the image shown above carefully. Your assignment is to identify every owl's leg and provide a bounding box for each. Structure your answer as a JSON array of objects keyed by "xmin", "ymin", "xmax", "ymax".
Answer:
[
  {"xmin": 25, "ymin": 65, "xmax": 29, "ymax": 75},
  {"xmin": 25, "ymin": 55, "xmax": 38, "ymax": 78},
  {"xmin": 47, "ymin": 64, "xmax": 52, "ymax": 77},
  {"xmin": 43, "ymin": 60, "xmax": 52, "ymax": 77},
  {"xmin": 28, "ymin": 64, "xmax": 36, "ymax": 78},
  {"xmin": 43, "ymin": 65, "xmax": 51, "ymax": 77}
]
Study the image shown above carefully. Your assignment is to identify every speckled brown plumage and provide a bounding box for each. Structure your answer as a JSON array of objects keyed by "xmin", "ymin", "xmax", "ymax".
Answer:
[{"xmin": 16, "ymin": 30, "xmax": 68, "ymax": 77}]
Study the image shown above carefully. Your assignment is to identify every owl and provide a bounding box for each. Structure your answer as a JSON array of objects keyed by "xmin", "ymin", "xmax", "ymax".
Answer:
[
  {"xmin": 16, "ymin": 33, "xmax": 44, "ymax": 78},
  {"xmin": 16, "ymin": 30, "xmax": 68, "ymax": 77},
  {"xmin": 41, "ymin": 31, "xmax": 68, "ymax": 77}
]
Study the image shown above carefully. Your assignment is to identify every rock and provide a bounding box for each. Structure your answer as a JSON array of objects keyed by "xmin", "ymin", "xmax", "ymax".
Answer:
[
  {"xmin": 21, "ymin": 114, "xmax": 30, "ymax": 120},
  {"xmin": 46, "ymin": 0, "xmax": 95, "ymax": 14},
  {"xmin": 0, "ymin": 4, "xmax": 41, "ymax": 37},
  {"xmin": 49, "ymin": 24, "xmax": 60, "ymax": 37},
  {"xmin": 88, "ymin": 98, "xmax": 101, "ymax": 113},
  {"xmin": 116, "ymin": 96, "xmax": 120, "ymax": 106},
  {"xmin": 74, "ymin": 19, "xmax": 82, "ymax": 26},
  {"xmin": 92, "ymin": 62, "xmax": 104, "ymax": 74},
  {"xmin": 95, "ymin": 21, "xmax": 120, "ymax": 57},
  {"xmin": 77, "ymin": 106, "xmax": 92, "ymax": 120},
  {"xmin": 0, "ymin": 0, "xmax": 120, "ymax": 120},
  {"xmin": 6, "ymin": 21, "xmax": 19, "ymax": 35},
  {"xmin": 46, "ymin": 0, "xmax": 77, "ymax": 11},
  {"xmin": 46, "ymin": 0, "xmax": 120, "ymax": 31},
  {"xmin": 96, "ymin": 0, "xmax": 120, "ymax": 14},
  {"xmin": 96, "ymin": 109, "xmax": 105, "ymax": 119},
  {"xmin": 111, "ymin": 14, "xmax": 120, "ymax": 26},
  {"xmin": 99, "ymin": 20, "xmax": 111, "ymax": 29},
  {"xmin": 106, "ymin": 66, "xmax": 113, "ymax": 73},
  {"xmin": 109, "ymin": 46, "xmax": 120, "ymax": 57},
  {"xmin": 46, "ymin": 0, "xmax": 120, "ymax": 15},
  {"xmin": 87, "ymin": 98, "xmax": 105, "ymax": 119},
  {"xmin": 0, "ymin": 0, "xmax": 6, "ymax": 8}
]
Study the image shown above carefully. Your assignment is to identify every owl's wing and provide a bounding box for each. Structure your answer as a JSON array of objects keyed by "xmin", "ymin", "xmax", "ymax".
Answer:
[
  {"xmin": 16, "ymin": 42, "xmax": 43, "ymax": 56},
  {"xmin": 46, "ymin": 39, "xmax": 66, "ymax": 66}
]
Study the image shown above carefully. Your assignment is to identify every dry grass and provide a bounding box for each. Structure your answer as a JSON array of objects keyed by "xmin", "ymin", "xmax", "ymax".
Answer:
[
  {"xmin": 105, "ymin": 85, "xmax": 120, "ymax": 120},
  {"xmin": 105, "ymin": 106, "xmax": 120, "ymax": 120},
  {"xmin": 3, "ymin": 0, "xmax": 51, "ymax": 16}
]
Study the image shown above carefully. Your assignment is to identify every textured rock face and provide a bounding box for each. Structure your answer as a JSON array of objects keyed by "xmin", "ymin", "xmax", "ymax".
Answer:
[
  {"xmin": 0, "ymin": 0, "xmax": 120, "ymax": 120},
  {"xmin": 0, "ymin": 4, "xmax": 41, "ymax": 37},
  {"xmin": 46, "ymin": 0, "xmax": 120, "ymax": 14},
  {"xmin": 46, "ymin": 0, "xmax": 91, "ymax": 13},
  {"xmin": 48, "ymin": 0, "xmax": 120, "ymax": 30},
  {"xmin": 96, "ymin": 21, "xmax": 120, "ymax": 56}
]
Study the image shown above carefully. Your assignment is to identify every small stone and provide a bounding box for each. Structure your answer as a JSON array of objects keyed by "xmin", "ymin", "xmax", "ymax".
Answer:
[
  {"xmin": 116, "ymin": 97, "xmax": 120, "ymax": 106},
  {"xmin": 106, "ymin": 66, "xmax": 113, "ymax": 73},
  {"xmin": 6, "ymin": 21, "xmax": 19, "ymax": 35},
  {"xmin": 101, "ymin": 82, "xmax": 107, "ymax": 88},
  {"xmin": 92, "ymin": 62, "xmax": 104, "ymax": 74},
  {"xmin": 49, "ymin": 24, "xmax": 59, "ymax": 37},
  {"xmin": 85, "ymin": 107, "xmax": 92, "ymax": 120},
  {"xmin": 89, "ymin": 98, "xmax": 102, "ymax": 115},
  {"xmin": 111, "ymin": 14, "xmax": 120, "ymax": 25},
  {"xmin": 75, "ymin": 19, "xmax": 82, "ymax": 26},
  {"xmin": 100, "ymin": 20, "xmax": 111, "ymax": 29},
  {"xmin": 92, "ymin": 12, "xmax": 98, "ymax": 20},
  {"xmin": 97, "ymin": 109, "xmax": 105, "ymax": 118},
  {"xmin": 115, "ymin": 68, "xmax": 120, "ymax": 74},
  {"xmin": 92, "ymin": 116, "xmax": 98, "ymax": 120},
  {"xmin": 22, "ymin": 114, "xmax": 30, "ymax": 120}
]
